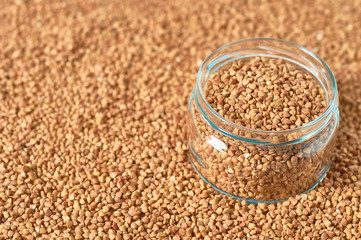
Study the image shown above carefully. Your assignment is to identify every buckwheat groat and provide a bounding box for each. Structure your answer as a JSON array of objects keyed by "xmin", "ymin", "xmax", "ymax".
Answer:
[{"xmin": 1, "ymin": 0, "xmax": 360, "ymax": 239}]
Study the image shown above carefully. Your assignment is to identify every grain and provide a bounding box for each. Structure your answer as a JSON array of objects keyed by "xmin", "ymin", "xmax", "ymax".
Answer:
[{"xmin": 0, "ymin": 0, "xmax": 360, "ymax": 239}]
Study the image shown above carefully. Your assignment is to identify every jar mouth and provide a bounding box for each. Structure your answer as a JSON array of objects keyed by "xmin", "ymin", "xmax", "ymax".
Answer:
[{"xmin": 195, "ymin": 38, "xmax": 338, "ymax": 145}]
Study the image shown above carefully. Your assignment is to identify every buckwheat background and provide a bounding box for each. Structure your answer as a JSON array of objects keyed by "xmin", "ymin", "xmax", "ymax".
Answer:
[{"xmin": 0, "ymin": 0, "xmax": 360, "ymax": 239}]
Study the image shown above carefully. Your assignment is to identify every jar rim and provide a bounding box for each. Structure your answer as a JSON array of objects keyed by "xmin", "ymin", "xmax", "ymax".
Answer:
[{"xmin": 195, "ymin": 38, "xmax": 338, "ymax": 144}]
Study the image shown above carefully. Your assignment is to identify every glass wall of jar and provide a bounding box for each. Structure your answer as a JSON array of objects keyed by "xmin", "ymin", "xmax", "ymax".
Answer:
[{"xmin": 187, "ymin": 38, "xmax": 339, "ymax": 203}]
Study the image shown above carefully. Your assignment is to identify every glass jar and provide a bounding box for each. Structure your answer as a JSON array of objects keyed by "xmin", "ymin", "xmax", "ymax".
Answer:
[{"xmin": 187, "ymin": 38, "xmax": 339, "ymax": 203}]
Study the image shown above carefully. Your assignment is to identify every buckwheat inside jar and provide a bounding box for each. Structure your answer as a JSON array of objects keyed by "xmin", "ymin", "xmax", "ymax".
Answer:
[{"xmin": 205, "ymin": 57, "xmax": 326, "ymax": 131}]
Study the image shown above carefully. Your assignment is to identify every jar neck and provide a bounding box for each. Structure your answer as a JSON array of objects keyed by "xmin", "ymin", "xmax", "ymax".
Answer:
[{"xmin": 194, "ymin": 38, "xmax": 338, "ymax": 146}]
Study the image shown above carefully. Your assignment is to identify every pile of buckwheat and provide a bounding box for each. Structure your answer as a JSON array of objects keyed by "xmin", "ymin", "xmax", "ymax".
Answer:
[{"xmin": 0, "ymin": 0, "xmax": 360, "ymax": 239}]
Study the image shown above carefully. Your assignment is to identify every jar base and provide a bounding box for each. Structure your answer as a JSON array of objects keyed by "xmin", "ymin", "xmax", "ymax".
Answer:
[{"xmin": 188, "ymin": 149, "xmax": 331, "ymax": 204}]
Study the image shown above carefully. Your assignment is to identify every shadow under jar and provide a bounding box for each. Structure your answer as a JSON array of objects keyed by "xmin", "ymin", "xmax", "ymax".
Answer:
[{"xmin": 188, "ymin": 38, "xmax": 339, "ymax": 203}]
